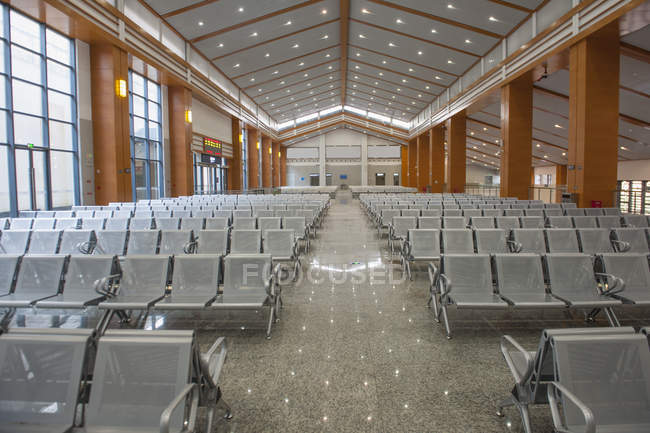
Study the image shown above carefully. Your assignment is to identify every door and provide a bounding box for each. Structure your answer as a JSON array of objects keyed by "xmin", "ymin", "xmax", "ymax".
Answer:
[
  {"xmin": 15, "ymin": 147, "xmax": 49, "ymax": 212},
  {"xmin": 375, "ymin": 173, "xmax": 385, "ymax": 185},
  {"xmin": 309, "ymin": 174, "xmax": 319, "ymax": 186}
]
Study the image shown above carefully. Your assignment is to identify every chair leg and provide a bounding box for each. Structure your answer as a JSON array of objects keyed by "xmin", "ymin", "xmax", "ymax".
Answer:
[
  {"xmin": 266, "ymin": 305, "xmax": 275, "ymax": 340},
  {"xmin": 219, "ymin": 394, "xmax": 233, "ymax": 420},
  {"xmin": 440, "ymin": 305, "xmax": 452, "ymax": 339},
  {"xmin": 604, "ymin": 307, "xmax": 621, "ymax": 327}
]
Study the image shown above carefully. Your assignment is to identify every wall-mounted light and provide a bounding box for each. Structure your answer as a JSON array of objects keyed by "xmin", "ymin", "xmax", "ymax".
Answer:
[
  {"xmin": 278, "ymin": 151, "xmax": 281, "ymax": 157},
  {"xmin": 268, "ymin": 146, "xmax": 273, "ymax": 154},
  {"xmin": 185, "ymin": 109, "xmax": 192, "ymax": 123},
  {"xmin": 239, "ymin": 133, "xmax": 243, "ymax": 143},
  {"xmin": 256, "ymin": 141, "xmax": 260, "ymax": 149},
  {"xmin": 115, "ymin": 79, "xmax": 127, "ymax": 98}
]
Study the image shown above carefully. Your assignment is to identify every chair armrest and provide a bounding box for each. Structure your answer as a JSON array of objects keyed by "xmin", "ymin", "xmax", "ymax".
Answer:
[
  {"xmin": 595, "ymin": 272, "xmax": 625, "ymax": 295},
  {"xmin": 94, "ymin": 274, "xmax": 121, "ymax": 296},
  {"xmin": 183, "ymin": 240, "xmax": 198, "ymax": 254},
  {"xmin": 77, "ymin": 241, "xmax": 93, "ymax": 254},
  {"xmin": 507, "ymin": 240, "xmax": 523, "ymax": 253},
  {"xmin": 159, "ymin": 383, "xmax": 199, "ymax": 433},
  {"xmin": 200, "ymin": 337, "xmax": 227, "ymax": 388},
  {"xmin": 500, "ymin": 335, "xmax": 534, "ymax": 386},
  {"xmin": 547, "ymin": 381, "xmax": 596, "ymax": 433},
  {"xmin": 402, "ymin": 240, "xmax": 412, "ymax": 259},
  {"xmin": 438, "ymin": 273, "xmax": 452, "ymax": 297},
  {"xmin": 611, "ymin": 239, "xmax": 631, "ymax": 252},
  {"xmin": 427, "ymin": 262, "xmax": 439, "ymax": 287}
]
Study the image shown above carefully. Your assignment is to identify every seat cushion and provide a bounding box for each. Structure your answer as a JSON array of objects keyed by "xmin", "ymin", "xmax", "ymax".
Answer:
[
  {"xmin": 36, "ymin": 293, "xmax": 105, "ymax": 309},
  {"xmin": 98, "ymin": 295, "xmax": 163, "ymax": 310},
  {"xmin": 552, "ymin": 292, "xmax": 622, "ymax": 308},
  {"xmin": 501, "ymin": 293, "xmax": 566, "ymax": 308},
  {"xmin": 153, "ymin": 295, "xmax": 216, "ymax": 310},
  {"xmin": 451, "ymin": 293, "xmax": 508, "ymax": 309},
  {"xmin": 0, "ymin": 293, "xmax": 56, "ymax": 308}
]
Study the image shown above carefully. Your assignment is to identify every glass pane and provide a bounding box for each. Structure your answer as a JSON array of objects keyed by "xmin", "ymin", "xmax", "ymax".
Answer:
[
  {"xmin": 147, "ymin": 80, "xmax": 159, "ymax": 102},
  {"xmin": 149, "ymin": 141, "xmax": 159, "ymax": 160},
  {"xmin": 33, "ymin": 150, "xmax": 47, "ymax": 210},
  {"xmin": 11, "ymin": 45, "xmax": 43, "ymax": 83},
  {"xmin": 13, "ymin": 113, "xmax": 44, "ymax": 146},
  {"xmin": 147, "ymin": 101, "xmax": 159, "ymax": 122},
  {"xmin": 0, "ymin": 111, "xmax": 7, "ymax": 143},
  {"xmin": 132, "ymin": 116, "xmax": 146, "ymax": 138},
  {"xmin": 45, "ymin": 28, "xmax": 71, "ymax": 65},
  {"xmin": 10, "ymin": 11, "xmax": 41, "ymax": 52},
  {"xmin": 131, "ymin": 72, "xmax": 145, "ymax": 96},
  {"xmin": 134, "ymin": 159, "xmax": 147, "ymax": 200},
  {"xmin": 0, "ymin": 145, "xmax": 9, "ymax": 215},
  {"xmin": 133, "ymin": 138, "xmax": 146, "ymax": 158},
  {"xmin": 50, "ymin": 150, "xmax": 75, "ymax": 208},
  {"xmin": 15, "ymin": 148, "xmax": 30, "ymax": 210},
  {"xmin": 12, "ymin": 79, "xmax": 43, "ymax": 115},
  {"xmin": 47, "ymin": 60, "xmax": 72, "ymax": 93},
  {"xmin": 148, "ymin": 121, "xmax": 159, "ymax": 141},
  {"xmin": 49, "ymin": 120, "xmax": 74, "ymax": 150},
  {"xmin": 132, "ymin": 94, "xmax": 145, "ymax": 117},
  {"xmin": 47, "ymin": 90, "xmax": 73, "ymax": 122},
  {"xmin": 149, "ymin": 160, "xmax": 159, "ymax": 199},
  {"xmin": 0, "ymin": 76, "xmax": 7, "ymax": 109},
  {"xmin": 0, "ymin": 40, "xmax": 6, "ymax": 74}
]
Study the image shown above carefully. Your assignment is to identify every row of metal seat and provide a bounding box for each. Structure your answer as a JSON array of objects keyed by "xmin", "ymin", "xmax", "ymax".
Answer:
[
  {"xmin": 374, "ymin": 206, "xmax": 627, "ymax": 218},
  {"xmin": 428, "ymin": 252, "xmax": 650, "ymax": 338},
  {"xmin": 0, "ymin": 327, "xmax": 231, "ymax": 433}
]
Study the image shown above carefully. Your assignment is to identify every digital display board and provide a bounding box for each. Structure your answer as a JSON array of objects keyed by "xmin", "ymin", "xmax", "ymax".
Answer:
[{"xmin": 203, "ymin": 137, "xmax": 222, "ymax": 156}]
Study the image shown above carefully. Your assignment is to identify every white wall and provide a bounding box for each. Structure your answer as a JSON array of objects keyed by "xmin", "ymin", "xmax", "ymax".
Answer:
[
  {"xmin": 534, "ymin": 165, "xmax": 556, "ymax": 185},
  {"xmin": 618, "ymin": 160, "xmax": 650, "ymax": 180},
  {"xmin": 466, "ymin": 164, "xmax": 500, "ymax": 184},
  {"xmin": 191, "ymin": 97, "xmax": 232, "ymax": 143},
  {"xmin": 76, "ymin": 40, "xmax": 94, "ymax": 205}
]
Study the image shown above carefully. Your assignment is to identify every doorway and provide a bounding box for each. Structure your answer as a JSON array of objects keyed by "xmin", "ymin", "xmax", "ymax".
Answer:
[
  {"xmin": 375, "ymin": 172, "xmax": 385, "ymax": 185},
  {"xmin": 15, "ymin": 147, "xmax": 49, "ymax": 212}
]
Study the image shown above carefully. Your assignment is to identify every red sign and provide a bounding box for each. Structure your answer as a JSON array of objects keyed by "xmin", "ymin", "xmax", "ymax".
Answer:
[
  {"xmin": 591, "ymin": 200, "xmax": 602, "ymax": 208},
  {"xmin": 203, "ymin": 137, "xmax": 222, "ymax": 156}
]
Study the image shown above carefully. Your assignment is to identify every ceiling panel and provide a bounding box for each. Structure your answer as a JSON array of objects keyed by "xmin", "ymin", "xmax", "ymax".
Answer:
[
  {"xmin": 249, "ymin": 63, "xmax": 339, "ymax": 97},
  {"xmin": 143, "ymin": 0, "xmax": 206, "ymax": 16},
  {"xmin": 258, "ymin": 73, "xmax": 338, "ymax": 102},
  {"xmin": 621, "ymin": 23, "xmax": 650, "ymax": 51},
  {"xmin": 347, "ymin": 59, "xmax": 441, "ymax": 94}
]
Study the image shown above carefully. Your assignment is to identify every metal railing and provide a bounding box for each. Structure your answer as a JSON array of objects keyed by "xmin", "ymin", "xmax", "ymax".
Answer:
[
  {"xmin": 464, "ymin": 184, "xmax": 501, "ymax": 197},
  {"xmin": 528, "ymin": 185, "xmax": 567, "ymax": 204}
]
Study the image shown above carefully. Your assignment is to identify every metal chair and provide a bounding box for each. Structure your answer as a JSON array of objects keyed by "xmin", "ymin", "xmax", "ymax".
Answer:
[
  {"xmin": 441, "ymin": 229, "xmax": 474, "ymax": 254},
  {"xmin": 154, "ymin": 255, "xmax": 220, "ymax": 310},
  {"xmin": 509, "ymin": 229, "xmax": 546, "ymax": 254},
  {"xmin": 126, "ymin": 229, "xmax": 160, "ymax": 255},
  {"xmin": 263, "ymin": 229, "xmax": 301, "ymax": 282},
  {"xmin": 402, "ymin": 229, "xmax": 440, "ymax": 280},
  {"xmin": 474, "ymin": 229, "xmax": 509, "ymax": 254},
  {"xmin": 0, "ymin": 255, "xmax": 67, "ymax": 308},
  {"xmin": 544, "ymin": 229, "xmax": 580, "ymax": 253},
  {"xmin": 596, "ymin": 253, "xmax": 650, "ymax": 305},
  {"xmin": 195, "ymin": 229, "xmax": 229, "ymax": 255},
  {"xmin": 577, "ymin": 228, "xmax": 614, "ymax": 254},
  {"xmin": 230, "ymin": 229, "xmax": 262, "ymax": 254},
  {"xmin": 159, "ymin": 229, "xmax": 194, "ymax": 255},
  {"xmin": 93, "ymin": 230, "xmax": 128, "ymax": 256}
]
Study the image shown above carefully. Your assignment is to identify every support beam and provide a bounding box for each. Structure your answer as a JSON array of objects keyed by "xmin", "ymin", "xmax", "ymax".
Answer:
[
  {"xmin": 247, "ymin": 128, "xmax": 260, "ymax": 189},
  {"xmin": 568, "ymin": 21, "xmax": 619, "ymax": 208},
  {"xmin": 555, "ymin": 164, "xmax": 567, "ymax": 203},
  {"xmin": 280, "ymin": 147, "xmax": 287, "ymax": 186},
  {"xmin": 319, "ymin": 134, "xmax": 326, "ymax": 186},
  {"xmin": 407, "ymin": 138, "xmax": 417, "ymax": 187},
  {"xmin": 262, "ymin": 136, "xmax": 272, "ymax": 188},
  {"xmin": 447, "ymin": 112, "xmax": 466, "ymax": 193},
  {"xmin": 90, "ymin": 43, "xmax": 131, "ymax": 204},
  {"xmin": 361, "ymin": 133, "xmax": 368, "ymax": 186},
  {"xmin": 340, "ymin": 0, "xmax": 350, "ymax": 106},
  {"xmin": 430, "ymin": 125, "xmax": 445, "ymax": 193},
  {"xmin": 500, "ymin": 71, "xmax": 533, "ymax": 200},
  {"xmin": 168, "ymin": 86, "xmax": 193, "ymax": 197},
  {"xmin": 272, "ymin": 141, "xmax": 280, "ymax": 187},
  {"xmin": 417, "ymin": 132, "xmax": 430, "ymax": 192},
  {"xmin": 400, "ymin": 145, "xmax": 408, "ymax": 186},
  {"xmin": 229, "ymin": 118, "xmax": 242, "ymax": 191}
]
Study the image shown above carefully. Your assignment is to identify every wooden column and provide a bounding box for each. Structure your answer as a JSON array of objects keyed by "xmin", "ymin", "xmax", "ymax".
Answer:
[
  {"xmin": 447, "ymin": 111, "xmax": 466, "ymax": 193},
  {"xmin": 407, "ymin": 138, "xmax": 417, "ymax": 187},
  {"xmin": 568, "ymin": 21, "xmax": 620, "ymax": 207},
  {"xmin": 168, "ymin": 86, "xmax": 193, "ymax": 197},
  {"xmin": 90, "ymin": 43, "xmax": 131, "ymax": 204},
  {"xmin": 261, "ymin": 136, "xmax": 272, "ymax": 188},
  {"xmin": 400, "ymin": 145, "xmax": 408, "ymax": 186},
  {"xmin": 272, "ymin": 142, "xmax": 280, "ymax": 187},
  {"xmin": 555, "ymin": 164, "xmax": 567, "ymax": 203},
  {"xmin": 430, "ymin": 125, "xmax": 445, "ymax": 193},
  {"xmin": 280, "ymin": 147, "xmax": 287, "ymax": 186},
  {"xmin": 228, "ymin": 117, "xmax": 242, "ymax": 191},
  {"xmin": 417, "ymin": 132, "xmax": 430, "ymax": 192},
  {"xmin": 500, "ymin": 71, "xmax": 533, "ymax": 200},
  {"xmin": 247, "ymin": 127, "xmax": 259, "ymax": 189}
]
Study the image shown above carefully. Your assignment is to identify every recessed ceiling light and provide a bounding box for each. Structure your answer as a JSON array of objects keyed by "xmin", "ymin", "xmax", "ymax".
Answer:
[
  {"xmin": 286, "ymin": 89, "xmax": 290, "ymax": 93},
  {"xmin": 284, "ymin": 20, "xmax": 292, "ymax": 26},
  {"xmin": 489, "ymin": 16, "xmax": 498, "ymax": 22},
  {"xmin": 258, "ymin": 88, "xmax": 262, "ymax": 92},
  {"xmin": 379, "ymin": 72, "xmax": 383, "ymax": 76},
  {"xmin": 325, "ymin": 53, "xmax": 331, "ymax": 58},
  {"xmin": 321, "ymin": 9, "xmax": 327, "ymax": 14},
  {"xmin": 483, "ymin": 127, "xmax": 487, "ymax": 131},
  {"xmin": 217, "ymin": 43, "xmax": 224, "ymax": 47},
  {"xmin": 328, "ymin": 66, "xmax": 333, "ymax": 70},
  {"xmin": 536, "ymin": 143, "xmax": 541, "ymax": 147},
  {"xmin": 447, "ymin": 4, "xmax": 455, "ymax": 9},
  {"xmin": 292, "ymin": 43, "xmax": 299, "ymax": 48},
  {"xmin": 382, "ymin": 60, "xmax": 387, "ymax": 64},
  {"xmin": 250, "ymin": 78, "xmax": 255, "ymax": 82},
  {"xmin": 265, "ymin": 96, "xmax": 269, "ymax": 99},
  {"xmin": 447, "ymin": 59, "xmax": 454, "ymax": 64},
  {"xmin": 272, "ymin": 70, "xmax": 278, "ymax": 75},
  {"xmin": 543, "ymin": 155, "xmax": 548, "ymax": 158},
  {"xmin": 321, "ymin": 34, "xmax": 329, "ymax": 39},
  {"xmin": 418, "ymin": 51, "xmax": 423, "ymax": 55},
  {"xmin": 361, "ymin": 8, "xmax": 371, "ymax": 14},
  {"xmin": 238, "ymin": 7, "xmax": 244, "ymax": 12},
  {"xmin": 392, "ymin": 96, "xmax": 395, "ymax": 99},
  {"xmin": 330, "ymin": 85, "xmax": 334, "ymax": 88},
  {"xmin": 397, "ymin": 88, "xmax": 401, "ymax": 91},
  {"xmin": 408, "ymin": 68, "xmax": 414, "ymax": 72},
  {"xmin": 470, "ymin": 131, "xmax": 474, "ymax": 135},
  {"xmin": 396, "ymin": 18, "xmax": 404, "ymax": 24},
  {"xmin": 425, "ymin": 85, "xmax": 430, "ymax": 89},
  {"xmin": 431, "ymin": 29, "xmax": 437, "ymax": 33},
  {"xmin": 402, "ymin": 79, "xmax": 407, "ymax": 83},
  {"xmin": 562, "ymin": 152, "xmax": 566, "ymax": 156},
  {"xmin": 554, "ymin": 124, "xmax": 562, "ymax": 128},
  {"xmin": 620, "ymin": 146, "xmax": 627, "ymax": 150},
  {"xmin": 374, "ymin": 82, "xmax": 378, "ymax": 85},
  {"xmin": 389, "ymin": 42, "xmax": 396, "ymax": 47},
  {"xmin": 303, "ymin": 73, "xmax": 309, "ymax": 77},
  {"xmin": 435, "ymin": 76, "xmax": 441, "ymax": 80},
  {"xmin": 353, "ymin": 84, "xmax": 357, "ymax": 88},
  {"xmin": 359, "ymin": 34, "xmax": 367, "ymax": 39},
  {"xmin": 233, "ymin": 63, "xmax": 240, "ymax": 68},
  {"xmin": 198, "ymin": 21, "xmax": 204, "ymax": 26},
  {"xmin": 418, "ymin": 94, "xmax": 422, "ymax": 97},
  {"xmin": 329, "ymin": 76, "xmax": 333, "ymax": 79},
  {"xmin": 355, "ymin": 65, "xmax": 360, "ymax": 69},
  {"xmin": 411, "ymin": 101, "xmax": 416, "ymax": 105},
  {"xmin": 298, "ymin": 62, "xmax": 304, "ymax": 66},
  {"xmin": 356, "ymin": 53, "xmax": 361, "ymax": 57},
  {"xmin": 354, "ymin": 75, "xmax": 359, "ymax": 79},
  {"xmin": 264, "ymin": 53, "xmax": 270, "ymax": 57},
  {"xmin": 307, "ymin": 83, "xmax": 311, "ymax": 86},
  {"xmin": 465, "ymin": 39, "xmax": 471, "ymax": 44},
  {"xmin": 280, "ymin": 81, "xmax": 285, "ymax": 84}
]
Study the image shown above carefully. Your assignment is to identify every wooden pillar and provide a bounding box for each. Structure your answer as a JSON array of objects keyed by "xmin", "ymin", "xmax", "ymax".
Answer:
[
  {"xmin": 430, "ymin": 125, "xmax": 445, "ymax": 193},
  {"xmin": 272, "ymin": 142, "xmax": 280, "ymax": 187},
  {"xmin": 261, "ymin": 136, "xmax": 272, "ymax": 188},
  {"xmin": 247, "ymin": 127, "xmax": 259, "ymax": 189},
  {"xmin": 417, "ymin": 132, "xmax": 430, "ymax": 192},
  {"xmin": 90, "ymin": 43, "xmax": 131, "ymax": 204},
  {"xmin": 168, "ymin": 86, "xmax": 193, "ymax": 197},
  {"xmin": 500, "ymin": 71, "xmax": 533, "ymax": 200},
  {"xmin": 280, "ymin": 147, "xmax": 287, "ymax": 186},
  {"xmin": 400, "ymin": 145, "xmax": 408, "ymax": 186},
  {"xmin": 568, "ymin": 21, "xmax": 620, "ymax": 207},
  {"xmin": 228, "ymin": 117, "xmax": 242, "ymax": 191},
  {"xmin": 555, "ymin": 164, "xmax": 567, "ymax": 203},
  {"xmin": 447, "ymin": 111, "xmax": 466, "ymax": 193},
  {"xmin": 407, "ymin": 138, "xmax": 417, "ymax": 187}
]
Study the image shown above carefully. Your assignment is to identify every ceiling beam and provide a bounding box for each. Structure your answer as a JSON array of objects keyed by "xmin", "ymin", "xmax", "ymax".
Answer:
[
  {"xmin": 268, "ymin": 87, "xmax": 341, "ymax": 111},
  {"xmin": 244, "ymin": 59, "xmax": 339, "ymax": 90},
  {"xmin": 365, "ymin": 0, "xmax": 502, "ymax": 39},
  {"xmin": 162, "ymin": 0, "xmax": 219, "ymax": 18},
  {"xmin": 340, "ymin": 0, "xmax": 350, "ymax": 107},
  {"xmin": 621, "ymin": 42, "xmax": 650, "ymax": 64},
  {"xmin": 262, "ymin": 80, "xmax": 341, "ymax": 105},
  {"xmin": 350, "ymin": 18, "xmax": 481, "ymax": 58},
  {"xmin": 190, "ymin": 0, "xmax": 324, "ymax": 42},
  {"xmin": 253, "ymin": 70, "xmax": 337, "ymax": 98},
  {"xmin": 348, "ymin": 43, "xmax": 460, "ymax": 77},
  {"xmin": 211, "ymin": 19, "xmax": 338, "ymax": 60},
  {"xmin": 231, "ymin": 45, "xmax": 340, "ymax": 79},
  {"xmin": 350, "ymin": 70, "xmax": 437, "ymax": 99}
]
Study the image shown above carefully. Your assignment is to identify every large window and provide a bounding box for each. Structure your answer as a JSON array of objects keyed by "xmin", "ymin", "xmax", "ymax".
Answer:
[
  {"xmin": 193, "ymin": 154, "xmax": 227, "ymax": 194},
  {"xmin": 0, "ymin": 7, "xmax": 79, "ymax": 216},
  {"xmin": 128, "ymin": 70, "xmax": 163, "ymax": 201},
  {"xmin": 241, "ymin": 128, "xmax": 247, "ymax": 191},
  {"xmin": 617, "ymin": 180, "xmax": 650, "ymax": 214}
]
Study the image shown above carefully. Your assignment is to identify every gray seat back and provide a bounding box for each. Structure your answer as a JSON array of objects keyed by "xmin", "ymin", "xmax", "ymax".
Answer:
[
  {"xmin": 496, "ymin": 216, "xmax": 520, "ymax": 229},
  {"xmin": 482, "ymin": 209, "xmax": 500, "ymax": 217},
  {"xmin": 463, "ymin": 209, "xmax": 482, "ymax": 218},
  {"xmin": 104, "ymin": 217, "xmax": 130, "ymax": 230},
  {"xmin": 27, "ymin": 230, "xmax": 62, "ymax": 254},
  {"xmin": 469, "ymin": 216, "xmax": 495, "ymax": 229},
  {"xmin": 15, "ymin": 255, "xmax": 67, "ymax": 295},
  {"xmin": 474, "ymin": 229, "xmax": 508, "ymax": 254},
  {"xmin": 512, "ymin": 229, "xmax": 546, "ymax": 254},
  {"xmin": 263, "ymin": 229, "xmax": 295, "ymax": 259},
  {"xmin": 213, "ymin": 210, "xmax": 232, "ymax": 221},
  {"xmin": 0, "ymin": 230, "xmax": 30, "ymax": 254},
  {"xmin": 524, "ymin": 209, "xmax": 544, "ymax": 217},
  {"xmin": 155, "ymin": 217, "xmax": 180, "ymax": 230},
  {"xmin": 192, "ymin": 210, "xmax": 212, "ymax": 218},
  {"xmin": 565, "ymin": 208, "xmax": 585, "ymax": 216},
  {"xmin": 442, "ymin": 254, "xmax": 493, "ymax": 294},
  {"xmin": 205, "ymin": 217, "xmax": 229, "ymax": 229},
  {"xmin": 119, "ymin": 255, "xmax": 170, "ymax": 294},
  {"xmin": 441, "ymin": 229, "xmax": 474, "ymax": 254},
  {"xmin": 494, "ymin": 254, "xmax": 545, "ymax": 295},
  {"xmin": 443, "ymin": 216, "xmax": 467, "ymax": 229},
  {"xmin": 283, "ymin": 217, "xmax": 307, "ymax": 239},
  {"xmin": 520, "ymin": 216, "xmax": 544, "ymax": 229},
  {"xmin": 10, "ymin": 218, "xmax": 33, "ymax": 230},
  {"xmin": 545, "ymin": 229, "xmax": 580, "ymax": 253},
  {"xmin": 392, "ymin": 216, "xmax": 417, "ymax": 238},
  {"xmin": 543, "ymin": 209, "xmax": 563, "ymax": 218},
  {"xmin": 602, "ymin": 207, "xmax": 621, "ymax": 216},
  {"xmin": 81, "ymin": 218, "xmax": 105, "ymax": 230},
  {"xmin": 572, "ymin": 216, "xmax": 598, "ymax": 228},
  {"xmin": 233, "ymin": 209, "xmax": 252, "ymax": 218},
  {"xmin": 126, "ymin": 230, "xmax": 160, "ymax": 255},
  {"xmin": 258, "ymin": 217, "xmax": 281, "ymax": 233},
  {"xmin": 598, "ymin": 253, "xmax": 650, "ymax": 293},
  {"xmin": 94, "ymin": 230, "xmax": 127, "ymax": 256},
  {"xmin": 129, "ymin": 217, "xmax": 153, "ymax": 230},
  {"xmin": 0, "ymin": 255, "xmax": 20, "ymax": 295},
  {"xmin": 407, "ymin": 229, "xmax": 440, "ymax": 258},
  {"xmin": 180, "ymin": 217, "xmax": 204, "ymax": 232},
  {"xmin": 171, "ymin": 255, "xmax": 220, "ymax": 296},
  {"xmin": 622, "ymin": 214, "xmax": 649, "ymax": 228},
  {"xmin": 55, "ymin": 218, "xmax": 79, "ymax": 230},
  {"xmin": 230, "ymin": 229, "xmax": 262, "ymax": 254},
  {"xmin": 418, "ymin": 216, "xmax": 441, "ymax": 229},
  {"xmin": 255, "ymin": 209, "xmax": 273, "ymax": 218},
  {"xmin": 94, "ymin": 210, "xmax": 114, "ymax": 219},
  {"xmin": 32, "ymin": 218, "xmax": 56, "ymax": 230},
  {"xmin": 544, "ymin": 253, "xmax": 598, "ymax": 294},
  {"xmin": 380, "ymin": 209, "xmax": 400, "ymax": 225},
  {"xmin": 159, "ymin": 230, "xmax": 193, "ymax": 255},
  {"xmin": 420, "ymin": 209, "xmax": 441, "ymax": 217},
  {"xmin": 401, "ymin": 209, "xmax": 420, "ymax": 217},
  {"xmin": 443, "ymin": 209, "xmax": 462, "ymax": 217},
  {"xmin": 86, "ymin": 330, "xmax": 193, "ymax": 432},
  {"xmin": 596, "ymin": 216, "xmax": 621, "ymax": 229},
  {"xmin": 233, "ymin": 216, "xmax": 256, "ymax": 229},
  {"xmin": 504, "ymin": 209, "xmax": 524, "ymax": 217},
  {"xmin": 0, "ymin": 329, "xmax": 93, "ymax": 430},
  {"xmin": 583, "ymin": 208, "xmax": 604, "ymax": 216},
  {"xmin": 59, "ymin": 229, "xmax": 95, "ymax": 255},
  {"xmin": 64, "ymin": 255, "xmax": 117, "ymax": 292},
  {"xmin": 611, "ymin": 228, "xmax": 649, "ymax": 253},
  {"xmin": 223, "ymin": 254, "xmax": 272, "ymax": 293},
  {"xmin": 172, "ymin": 210, "xmax": 190, "ymax": 218},
  {"xmin": 196, "ymin": 229, "xmax": 228, "ymax": 255},
  {"xmin": 577, "ymin": 228, "xmax": 613, "ymax": 254}
]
